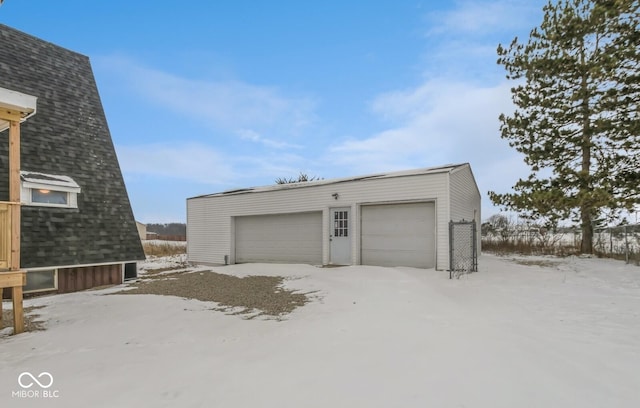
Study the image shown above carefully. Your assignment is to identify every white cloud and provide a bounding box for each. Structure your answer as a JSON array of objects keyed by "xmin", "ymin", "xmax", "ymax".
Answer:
[
  {"xmin": 427, "ymin": 0, "xmax": 539, "ymax": 37},
  {"xmin": 236, "ymin": 129, "xmax": 302, "ymax": 149},
  {"xmin": 420, "ymin": 0, "xmax": 543, "ymax": 81},
  {"xmin": 329, "ymin": 79, "xmax": 515, "ymax": 172},
  {"xmin": 116, "ymin": 143, "xmax": 234, "ymax": 185},
  {"xmin": 97, "ymin": 55, "xmax": 316, "ymax": 142},
  {"xmin": 234, "ymin": 153, "xmax": 309, "ymax": 182},
  {"xmin": 116, "ymin": 141, "xmax": 315, "ymax": 190}
]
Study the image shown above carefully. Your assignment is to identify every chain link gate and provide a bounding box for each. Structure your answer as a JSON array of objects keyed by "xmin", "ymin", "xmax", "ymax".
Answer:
[{"xmin": 449, "ymin": 220, "xmax": 478, "ymax": 279}]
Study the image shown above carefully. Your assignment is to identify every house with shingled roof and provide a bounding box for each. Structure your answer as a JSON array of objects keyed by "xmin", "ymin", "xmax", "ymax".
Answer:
[{"xmin": 0, "ymin": 24, "xmax": 144, "ymax": 294}]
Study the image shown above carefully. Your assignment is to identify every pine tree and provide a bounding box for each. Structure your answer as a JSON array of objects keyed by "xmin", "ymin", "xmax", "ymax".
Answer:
[{"xmin": 489, "ymin": 0, "xmax": 640, "ymax": 253}]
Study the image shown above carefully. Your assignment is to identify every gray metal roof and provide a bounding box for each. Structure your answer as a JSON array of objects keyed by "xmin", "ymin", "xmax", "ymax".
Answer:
[
  {"xmin": 190, "ymin": 163, "xmax": 468, "ymax": 199},
  {"xmin": 0, "ymin": 24, "xmax": 145, "ymax": 268}
]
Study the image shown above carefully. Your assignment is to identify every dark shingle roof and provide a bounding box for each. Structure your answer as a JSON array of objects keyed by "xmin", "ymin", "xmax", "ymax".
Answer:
[{"xmin": 0, "ymin": 24, "xmax": 145, "ymax": 268}]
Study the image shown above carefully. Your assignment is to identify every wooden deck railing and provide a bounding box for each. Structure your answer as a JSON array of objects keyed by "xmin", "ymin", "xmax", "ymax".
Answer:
[
  {"xmin": 1, "ymin": 96, "xmax": 34, "ymax": 334},
  {"xmin": 0, "ymin": 201, "xmax": 25, "ymax": 334},
  {"xmin": 0, "ymin": 201, "xmax": 14, "ymax": 270}
]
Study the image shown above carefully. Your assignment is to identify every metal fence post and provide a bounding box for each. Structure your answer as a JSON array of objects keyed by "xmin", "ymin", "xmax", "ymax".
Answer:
[
  {"xmin": 471, "ymin": 221, "xmax": 478, "ymax": 272},
  {"xmin": 610, "ymin": 231, "xmax": 613, "ymax": 253},
  {"xmin": 449, "ymin": 221, "xmax": 453, "ymax": 279},
  {"xmin": 625, "ymin": 226, "xmax": 629, "ymax": 264}
]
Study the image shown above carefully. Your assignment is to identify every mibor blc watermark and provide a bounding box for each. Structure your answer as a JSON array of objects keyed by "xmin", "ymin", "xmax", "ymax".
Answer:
[{"xmin": 12, "ymin": 372, "xmax": 60, "ymax": 399}]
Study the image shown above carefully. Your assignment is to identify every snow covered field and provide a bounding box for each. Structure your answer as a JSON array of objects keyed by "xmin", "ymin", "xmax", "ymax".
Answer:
[{"xmin": 1, "ymin": 254, "xmax": 639, "ymax": 407}]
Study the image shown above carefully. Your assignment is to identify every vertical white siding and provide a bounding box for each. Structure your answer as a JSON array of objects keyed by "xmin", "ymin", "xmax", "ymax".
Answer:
[
  {"xmin": 135, "ymin": 222, "xmax": 147, "ymax": 241},
  {"xmin": 449, "ymin": 164, "xmax": 482, "ymax": 252},
  {"xmin": 188, "ymin": 171, "xmax": 454, "ymax": 270},
  {"xmin": 187, "ymin": 196, "xmax": 230, "ymax": 265}
]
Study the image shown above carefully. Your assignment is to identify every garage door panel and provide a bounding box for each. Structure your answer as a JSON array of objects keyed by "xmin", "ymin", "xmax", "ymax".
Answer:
[
  {"xmin": 363, "ymin": 236, "xmax": 431, "ymax": 251},
  {"xmin": 362, "ymin": 249, "xmax": 430, "ymax": 268},
  {"xmin": 363, "ymin": 221, "xmax": 431, "ymax": 235},
  {"xmin": 235, "ymin": 212, "xmax": 322, "ymax": 264},
  {"xmin": 361, "ymin": 202, "xmax": 435, "ymax": 268}
]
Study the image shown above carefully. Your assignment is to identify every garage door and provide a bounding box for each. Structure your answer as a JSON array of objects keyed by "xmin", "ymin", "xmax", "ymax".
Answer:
[
  {"xmin": 235, "ymin": 212, "xmax": 322, "ymax": 264},
  {"xmin": 361, "ymin": 202, "xmax": 435, "ymax": 268}
]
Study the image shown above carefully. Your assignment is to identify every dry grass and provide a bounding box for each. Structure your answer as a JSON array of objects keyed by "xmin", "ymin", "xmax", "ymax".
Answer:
[
  {"xmin": 511, "ymin": 259, "xmax": 560, "ymax": 268},
  {"xmin": 482, "ymin": 239, "xmax": 580, "ymax": 257},
  {"xmin": 593, "ymin": 250, "xmax": 640, "ymax": 266},
  {"xmin": 143, "ymin": 241, "xmax": 187, "ymax": 257},
  {"xmin": 483, "ymin": 239, "xmax": 640, "ymax": 266},
  {"xmin": 1, "ymin": 305, "xmax": 47, "ymax": 335}
]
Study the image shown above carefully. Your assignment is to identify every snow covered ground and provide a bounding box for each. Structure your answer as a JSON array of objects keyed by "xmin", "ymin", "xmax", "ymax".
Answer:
[{"xmin": 1, "ymin": 254, "xmax": 639, "ymax": 407}]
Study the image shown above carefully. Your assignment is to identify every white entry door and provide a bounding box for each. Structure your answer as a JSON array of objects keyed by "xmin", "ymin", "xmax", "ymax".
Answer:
[{"xmin": 330, "ymin": 207, "xmax": 351, "ymax": 265}]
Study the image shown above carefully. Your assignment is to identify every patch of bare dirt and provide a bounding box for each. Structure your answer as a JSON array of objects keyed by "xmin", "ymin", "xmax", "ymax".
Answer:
[
  {"xmin": 142, "ymin": 265, "xmax": 190, "ymax": 275},
  {"xmin": 1, "ymin": 305, "xmax": 47, "ymax": 335},
  {"xmin": 116, "ymin": 270, "xmax": 312, "ymax": 318}
]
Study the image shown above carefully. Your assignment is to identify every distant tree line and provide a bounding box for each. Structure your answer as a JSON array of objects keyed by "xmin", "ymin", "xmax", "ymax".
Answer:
[{"xmin": 146, "ymin": 223, "xmax": 186, "ymax": 236}]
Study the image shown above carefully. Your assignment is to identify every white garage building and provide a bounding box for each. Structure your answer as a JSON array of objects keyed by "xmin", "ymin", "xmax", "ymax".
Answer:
[{"xmin": 187, "ymin": 163, "xmax": 480, "ymax": 270}]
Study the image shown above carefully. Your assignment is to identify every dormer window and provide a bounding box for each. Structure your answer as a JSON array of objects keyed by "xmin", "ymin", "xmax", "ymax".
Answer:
[
  {"xmin": 21, "ymin": 171, "xmax": 80, "ymax": 208},
  {"xmin": 32, "ymin": 189, "xmax": 69, "ymax": 205}
]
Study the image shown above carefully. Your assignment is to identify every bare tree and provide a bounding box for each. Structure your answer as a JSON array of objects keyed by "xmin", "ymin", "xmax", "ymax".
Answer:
[{"xmin": 275, "ymin": 172, "xmax": 322, "ymax": 184}]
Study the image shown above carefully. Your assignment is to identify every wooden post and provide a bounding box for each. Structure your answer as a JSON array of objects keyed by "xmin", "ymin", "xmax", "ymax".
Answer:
[
  {"xmin": 12, "ymin": 285, "xmax": 23, "ymax": 333},
  {"xmin": 0, "ymin": 271, "xmax": 26, "ymax": 332},
  {"xmin": 8, "ymin": 119, "xmax": 24, "ymax": 334},
  {"xmin": 9, "ymin": 120, "xmax": 20, "ymax": 270}
]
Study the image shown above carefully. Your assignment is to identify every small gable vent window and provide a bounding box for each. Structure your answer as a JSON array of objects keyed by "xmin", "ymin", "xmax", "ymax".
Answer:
[{"xmin": 20, "ymin": 171, "xmax": 81, "ymax": 209}]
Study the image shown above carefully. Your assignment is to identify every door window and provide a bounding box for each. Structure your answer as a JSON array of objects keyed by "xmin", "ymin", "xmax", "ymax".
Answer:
[{"xmin": 333, "ymin": 210, "xmax": 348, "ymax": 237}]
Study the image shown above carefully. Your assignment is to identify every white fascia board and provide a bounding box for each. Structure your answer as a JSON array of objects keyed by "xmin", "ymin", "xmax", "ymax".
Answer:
[
  {"xmin": 0, "ymin": 86, "xmax": 37, "ymax": 113},
  {"xmin": 21, "ymin": 171, "xmax": 81, "ymax": 192},
  {"xmin": 0, "ymin": 87, "xmax": 38, "ymax": 132},
  {"xmin": 23, "ymin": 181, "xmax": 81, "ymax": 193}
]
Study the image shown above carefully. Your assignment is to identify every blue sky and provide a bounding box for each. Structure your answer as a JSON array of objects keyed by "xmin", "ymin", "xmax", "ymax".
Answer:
[{"xmin": 1, "ymin": 0, "xmax": 547, "ymax": 223}]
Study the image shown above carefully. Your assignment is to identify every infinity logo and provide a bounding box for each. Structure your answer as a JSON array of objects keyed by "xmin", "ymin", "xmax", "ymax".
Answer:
[{"xmin": 18, "ymin": 372, "xmax": 54, "ymax": 389}]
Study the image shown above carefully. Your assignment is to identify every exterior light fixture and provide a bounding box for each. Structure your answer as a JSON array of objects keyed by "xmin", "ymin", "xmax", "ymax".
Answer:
[{"xmin": 332, "ymin": 193, "xmax": 339, "ymax": 200}]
